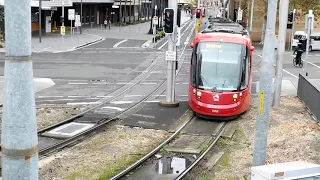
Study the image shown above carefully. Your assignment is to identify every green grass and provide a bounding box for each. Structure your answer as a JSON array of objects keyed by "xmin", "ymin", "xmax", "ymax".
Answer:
[{"xmin": 98, "ymin": 155, "xmax": 142, "ymax": 180}]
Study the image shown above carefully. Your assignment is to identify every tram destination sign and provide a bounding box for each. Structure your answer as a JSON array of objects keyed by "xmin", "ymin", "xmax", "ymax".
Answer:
[{"xmin": 166, "ymin": 51, "xmax": 177, "ymax": 61}]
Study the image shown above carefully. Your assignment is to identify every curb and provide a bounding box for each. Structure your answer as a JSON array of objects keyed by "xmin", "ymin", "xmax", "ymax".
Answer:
[
  {"xmin": 73, "ymin": 38, "xmax": 105, "ymax": 50},
  {"xmin": 159, "ymin": 101, "xmax": 180, "ymax": 107}
]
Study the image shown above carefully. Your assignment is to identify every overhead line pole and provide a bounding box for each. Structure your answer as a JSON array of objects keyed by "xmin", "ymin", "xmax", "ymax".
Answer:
[
  {"xmin": 39, "ymin": 0, "xmax": 42, "ymax": 43},
  {"xmin": 2, "ymin": 0, "xmax": 39, "ymax": 179},
  {"xmin": 273, "ymin": 0, "xmax": 289, "ymax": 107},
  {"xmin": 303, "ymin": 10, "xmax": 313, "ymax": 78},
  {"xmin": 252, "ymin": 0, "xmax": 278, "ymax": 166},
  {"xmin": 249, "ymin": 0, "xmax": 254, "ymax": 34}
]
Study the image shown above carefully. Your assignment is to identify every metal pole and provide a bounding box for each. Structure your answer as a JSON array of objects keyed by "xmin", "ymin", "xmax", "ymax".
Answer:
[
  {"xmin": 39, "ymin": 0, "xmax": 42, "ymax": 43},
  {"xmin": 249, "ymin": 0, "xmax": 254, "ymax": 34},
  {"xmin": 80, "ymin": 0, "xmax": 83, "ymax": 34},
  {"xmin": 303, "ymin": 10, "xmax": 312, "ymax": 77},
  {"xmin": 273, "ymin": 0, "xmax": 289, "ymax": 107},
  {"xmin": 252, "ymin": 0, "xmax": 278, "ymax": 166},
  {"xmin": 165, "ymin": 0, "xmax": 178, "ymax": 103},
  {"xmin": 290, "ymin": 9, "xmax": 296, "ymax": 51},
  {"xmin": 2, "ymin": 0, "xmax": 38, "ymax": 178},
  {"xmin": 62, "ymin": 0, "xmax": 65, "ymax": 26}
]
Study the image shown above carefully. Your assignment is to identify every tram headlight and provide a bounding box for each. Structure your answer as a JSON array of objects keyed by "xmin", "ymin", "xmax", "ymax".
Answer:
[
  {"xmin": 233, "ymin": 94, "xmax": 238, "ymax": 98},
  {"xmin": 193, "ymin": 89, "xmax": 196, "ymax": 95},
  {"xmin": 197, "ymin": 91, "xmax": 202, "ymax": 99}
]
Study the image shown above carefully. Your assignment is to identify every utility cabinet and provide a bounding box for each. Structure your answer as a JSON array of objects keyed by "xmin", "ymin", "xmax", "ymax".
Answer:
[{"xmin": 251, "ymin": 161, "xmax": 320, "ymax": 180}]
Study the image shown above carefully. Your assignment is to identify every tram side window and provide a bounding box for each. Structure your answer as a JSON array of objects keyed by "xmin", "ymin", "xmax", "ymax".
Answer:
[
  {"xmin": 190, "ymin": 46, "xmax": 197, "ymax": 87},
  {"xmin": 240, "ymin": 47, "xmax": 250, "ymax": 90}
]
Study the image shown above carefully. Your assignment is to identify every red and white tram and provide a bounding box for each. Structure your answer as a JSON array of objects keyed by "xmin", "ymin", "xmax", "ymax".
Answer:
[{"xmin": 188, "ymin": 19, "xmax": 255, "ymax": 120}]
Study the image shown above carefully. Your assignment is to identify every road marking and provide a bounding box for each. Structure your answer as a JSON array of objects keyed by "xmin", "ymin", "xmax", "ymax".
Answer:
[
  {"xmin": 92, "ymin": 82, "xmax": 113, "ymax": 85},
  {"xmin": 113, "ymin": 39, "xmax": 128, "ymax": 48},
  {"xmin": 37, "ymin": 99, "xmax": 76, "ymax": 102},
  {"xmin": 141, "ymin": 40, "xmax": 152, "ymax": 48},
  {"xmin": 140, "ymin": 82, "xmax": 157, "ymax": 85},
  {"xmin": 102, "ymin": 106, "xmax": 125, "ymax": 111},
  {"xmin": 38, "ymin": 96, "xmax": 64, "ymax": 98},
  {"xmin": 97, "ymin": 95, "xmax": 113, "ymax": 98},
  {"xmin": 110, "ymin": 101, "xmax": 133, "ymax": 104},
  {"xmin": 257, "ymin": 54, "xmax": 298, "ymax": 78},
  {"xmin": 145, "ymin": 100, "xmax": 160, "ymax": 103},
  {"xmin": 116, "ymin": 82, "xmax": 133, "ymax": 85},
  {"xmin": 124, "ymin": 95, "xmax": 145, "ymax": 97},
  {"xmin": 158, "ymin": 41, "xmax": 168, "ymax": 50},
  {"xmin": 128, "ymin": 51, "xmax": 141, "ymax": 53},
  {"xmin": 67, "ymin": 102, "xmax": 100, "ymax": 105},
  {"xmin": 68, "ymin": 82, "xmax": 88, "ymax": 85}
]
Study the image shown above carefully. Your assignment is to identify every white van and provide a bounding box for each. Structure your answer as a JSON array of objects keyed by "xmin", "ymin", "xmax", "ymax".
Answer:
[{"xmin": 292, "ymin": 31, "xmax": 320, "ymax": 51}]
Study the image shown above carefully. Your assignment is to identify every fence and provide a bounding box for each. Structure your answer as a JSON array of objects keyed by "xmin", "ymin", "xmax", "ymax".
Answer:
[{"xmin": 297, "ymin": 73, "xmax": 320, "ymax": 121}]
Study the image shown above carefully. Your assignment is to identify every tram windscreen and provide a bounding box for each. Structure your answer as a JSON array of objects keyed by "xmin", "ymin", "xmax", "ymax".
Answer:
[{"xmin": 196, "ymin": 41, "xmax": 245, "ymax": 92}]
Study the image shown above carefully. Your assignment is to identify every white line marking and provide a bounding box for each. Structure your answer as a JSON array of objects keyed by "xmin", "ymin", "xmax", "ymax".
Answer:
[
  {"xmin": 97, "ymin": 95, "xmax": 113, "ymax": 98},
  {"xmin": 256, "ymin": 81, "xmax": 260, "ymax": 92},
  {"xmin": 92, "ymin": 82, "xmax": 113, "ymax": 85},
  {"xmin": 37, "ymin": 96, "xmax": 64, "ymax": 98},
  {"xmin": 124, "ymin": 95, "xmax": 145, "ymax": 97},
  {"xmin": 68, "ymin": 82, "xmax": 88, "ymax": 85},
  {"xmin": 140, "ymin": 82, "xmax": 157, "ymax": 85},
  {"xmin": 141, "ymin": 40, "xmax": 152, "ymax": 48},
  {"xmin": 116, "ymin": 82, "xmax": 133, "ymax": 85},
  {"xmin": 102, "ymin": 106, "xmax": 125, "ymax": 111},
  {"xmin": 283, "ymin": 69, "xmax": 298, "ymax": 78},
  {"xmin": 257, "ymin": 54, "xmax": 298, "ymax": 78},
  {"xmin": 182, "ymin": 82, "xmax": 189, "ymax": 85},
  {"xmin": 110, "ymin": 101, "xmax": 133, "ymax": 104},
  {"xmin": 113, "ymin": 39, "xmax": 128, "ymax": 48},
  {"xmin": 158, "ymin": 41, "xmax": 168, "ymax": 50},
  {"xmin": 67, "ymin": 102, "xmax": 100, "ymax": 105},
  {"xmin": 178, "ymin": 95, "xmax": 188, "ymax": 97},
  {"xmin": 37, "ymin": 99, "xmax": 76, "ymax": 102},
  {"xmin": 145, "ymin": 100, "xmax": 160, "ymax": 103},
  {"xmin": 67, "ymin": 96, "xmax": 91, "ymax": 98}
]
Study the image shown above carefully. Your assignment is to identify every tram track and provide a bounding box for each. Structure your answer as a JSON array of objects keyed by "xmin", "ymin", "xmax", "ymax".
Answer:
[
  {"xmin": 110, "ymin": 115, "xmax": 227, "ymax": 180},
  {"xmin": 37, "ymin": 19, "xmax": 196, "ymax": 159}
]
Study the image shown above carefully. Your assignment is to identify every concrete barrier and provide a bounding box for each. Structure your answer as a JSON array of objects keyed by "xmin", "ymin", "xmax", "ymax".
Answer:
[{"xmin": 297, "ymin": 74, "xmax": 320, "ymax": 121}]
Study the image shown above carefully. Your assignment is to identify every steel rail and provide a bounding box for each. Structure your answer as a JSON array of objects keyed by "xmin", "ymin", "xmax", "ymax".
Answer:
[{"xmin": 175, "ymin": 122, "xmax": 227, "ymax": 180}]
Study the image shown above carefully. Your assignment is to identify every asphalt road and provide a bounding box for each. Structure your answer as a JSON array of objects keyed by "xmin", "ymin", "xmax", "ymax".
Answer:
[{"xmin": 1, "ymin": 16, "xmax": 319, "ymax": 108}]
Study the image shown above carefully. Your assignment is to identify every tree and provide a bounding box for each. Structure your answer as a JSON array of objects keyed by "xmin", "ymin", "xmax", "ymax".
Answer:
[
  {"xmin": 0, "ymin": 6, "xmax": 3, "ymax": 22},
  {"xmin": 259, "ymin": 0, "xmax": 320, "ymax": 45}
]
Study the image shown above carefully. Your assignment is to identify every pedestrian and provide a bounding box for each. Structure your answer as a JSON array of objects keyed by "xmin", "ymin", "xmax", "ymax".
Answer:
[
  {"xmin": 104, "ymin": 19, "xmax": 108, "ymax": 29},
  {"xmin": 108, "ymin": 20, "xmax": 111, "ymax": 30}
]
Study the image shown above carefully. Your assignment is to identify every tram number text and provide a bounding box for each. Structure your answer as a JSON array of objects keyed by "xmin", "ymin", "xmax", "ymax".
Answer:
[{"xmin": 212, "ymin": 109, "xmax": 219, "ymax": 113}]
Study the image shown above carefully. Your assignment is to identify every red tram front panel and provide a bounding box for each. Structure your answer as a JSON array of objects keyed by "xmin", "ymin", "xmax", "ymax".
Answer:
[{"xmin": 188, "ymin": 31, "xmax": 254, "ymax": 119}]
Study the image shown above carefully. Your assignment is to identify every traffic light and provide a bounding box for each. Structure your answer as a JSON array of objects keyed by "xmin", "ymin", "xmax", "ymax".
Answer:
[
  {"xmin": 177, "ymin": 8, "xmax": 181, "ymax": 27},
  {"xmin": 164, "ymin": 8, "xmax": 174, "ymax": 33},
  {"xmin": 60, "ymin": 16, "xmax": 64, "ymax": 24},
  {"xmin": 288, "ymin": 11, "xmax": 293, "ymax": 22},
  {"xmin": 196, "ymin": 8, "xmax": 201, "ymax": 18}
]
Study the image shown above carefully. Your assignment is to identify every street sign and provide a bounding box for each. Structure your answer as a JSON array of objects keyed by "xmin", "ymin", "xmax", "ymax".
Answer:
[
  {"xmin": 165, "ymin": 51, "xmax": 176, "ymax": 61},
  {"xmin": 237, "ymin": 9, "xmax": 243, "ymax": 21},
  {"xmin": 153, "ymin": 16, "xmax": 158, "ymax": 25},
  {"xmin": 75, "ymin": 15, "xmax": 80, "ymax": 22},
  {"xmin": 61, "ymin": 26, "xmax": 65, "ymax": 35},
  {"xmin": 75, "ymin": 15, "xmax": 81, "ymax": 27},
  {"xmin": 305, "ymin": 14, "xmax": 314, "ymax": 32},
  {"xmin": 177, "ymin": 27, "xmax": 181, "ymax": 46},
  {"xmin": 75, "ymin": 22, "xmax": 81, "ymax": 27},
  {"xmin": 68, "ymin": 9, "xmax": 75, "ymax": 20}
]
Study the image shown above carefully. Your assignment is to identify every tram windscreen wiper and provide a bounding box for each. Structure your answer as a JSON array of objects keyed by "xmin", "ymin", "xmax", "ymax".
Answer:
[{"xmin": 212, "ymin": 86, "xmax": 223, "ymax": 93}]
